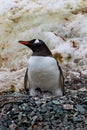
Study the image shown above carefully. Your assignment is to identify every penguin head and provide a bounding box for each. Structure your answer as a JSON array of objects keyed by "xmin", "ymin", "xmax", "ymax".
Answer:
[{"xmin": 18, "ymin": 39, "xmax": 52, "ymax": 56}]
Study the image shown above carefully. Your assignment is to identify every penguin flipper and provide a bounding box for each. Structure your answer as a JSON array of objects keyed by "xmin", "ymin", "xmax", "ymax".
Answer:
[
  {"xmin": 57, "ymin": 62, "xmax": 65, "ymax": 95},
  {"xmin": 24, "ymin": 68, "xmax": 30, "ymax": 92}
]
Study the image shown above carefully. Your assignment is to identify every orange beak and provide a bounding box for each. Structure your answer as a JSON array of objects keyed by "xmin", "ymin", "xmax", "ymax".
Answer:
[{"xmin": 18, "ymin": 41, "xmax": 29, "ymax": 45}]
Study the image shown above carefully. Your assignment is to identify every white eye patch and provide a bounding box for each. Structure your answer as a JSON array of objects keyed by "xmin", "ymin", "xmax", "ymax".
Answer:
[{"xmin": 34, "ymin": 39, "xmax": 40, "ymax": 44}]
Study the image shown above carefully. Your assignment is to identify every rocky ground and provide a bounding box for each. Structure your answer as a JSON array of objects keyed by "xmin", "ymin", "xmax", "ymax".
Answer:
[{"xmin": 0, "ymin": 75, "xmax": 87, "ymax": 130}]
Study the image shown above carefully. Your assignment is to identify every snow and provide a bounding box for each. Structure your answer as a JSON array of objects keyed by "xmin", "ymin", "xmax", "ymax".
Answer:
[{"xmin": 0, "ymin": 0, "xmax": 87, "ymax": 92}]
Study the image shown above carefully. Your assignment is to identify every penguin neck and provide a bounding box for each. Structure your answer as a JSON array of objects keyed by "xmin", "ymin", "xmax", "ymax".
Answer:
[{"xmin": 32, "ymin": 49, "xmax": 53, "ymax": 57}]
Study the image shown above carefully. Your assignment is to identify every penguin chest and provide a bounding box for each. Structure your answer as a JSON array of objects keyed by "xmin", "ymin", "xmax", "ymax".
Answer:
[{"xmin": 28, "ymin": 56, "xmax": 60, "ymax": 91}]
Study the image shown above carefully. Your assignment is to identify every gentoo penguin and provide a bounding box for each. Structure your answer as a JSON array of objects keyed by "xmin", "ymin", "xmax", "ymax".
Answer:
[{"xmin": 19, "ymin": 39, "xmax": 64, "ymax": 96}]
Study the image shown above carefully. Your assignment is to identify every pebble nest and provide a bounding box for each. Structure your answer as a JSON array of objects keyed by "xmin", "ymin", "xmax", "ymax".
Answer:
[{"xmin": 0, "ymin": 76, "xmax": 87, "ymax": 130}]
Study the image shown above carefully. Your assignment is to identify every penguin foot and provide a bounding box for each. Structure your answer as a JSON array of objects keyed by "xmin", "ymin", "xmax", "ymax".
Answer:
[
  {"xmin": 30, "ymin": 89, "xmax": 37, "ymax": 96},
  {"xmin": 53, "ymin": 89, "xmax": 63, "ymax": 96},
  {"xmin": 43, "ymin": 92, "xmax": 52, "ymax": 97}
]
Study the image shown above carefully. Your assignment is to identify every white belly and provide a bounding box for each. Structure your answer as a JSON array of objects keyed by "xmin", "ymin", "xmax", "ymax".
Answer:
[{"xmin": 28, "ymin": 56, "xmax": 60, "ymax": 92}]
